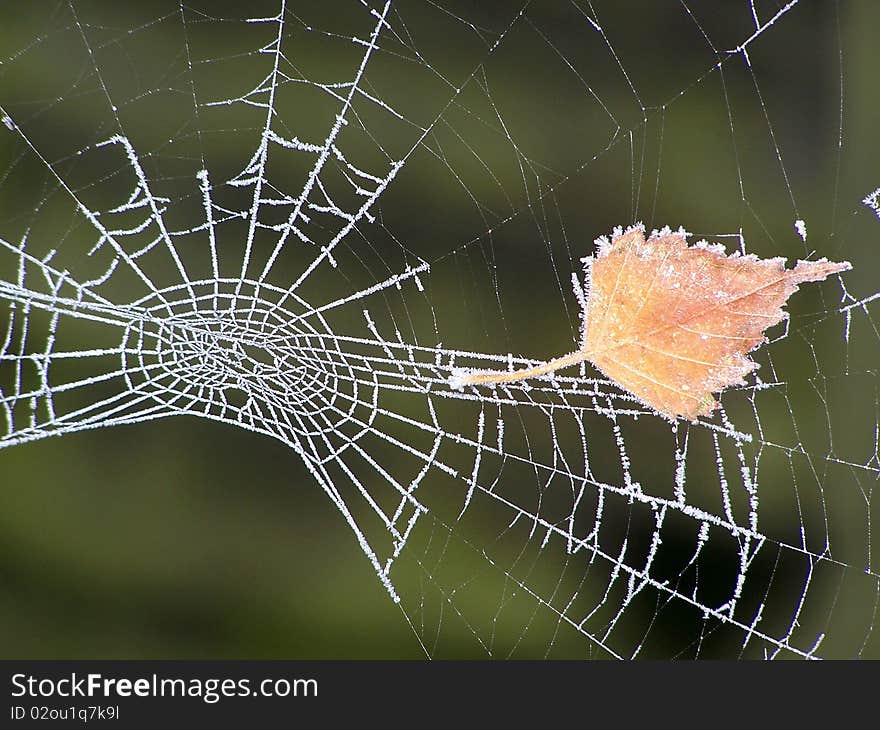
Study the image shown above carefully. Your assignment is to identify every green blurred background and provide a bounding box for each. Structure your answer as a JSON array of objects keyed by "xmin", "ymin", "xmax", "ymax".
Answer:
[{"xmin": 0, "ymin": 0, "xmax": 878, "ymax": 658}]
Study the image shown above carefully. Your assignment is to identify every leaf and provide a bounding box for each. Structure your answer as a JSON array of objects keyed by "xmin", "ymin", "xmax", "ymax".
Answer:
[
  {"xmin": 581, "ymin": 226, "xmax": 851, "ymax": 420},
  {"xmin": 452, "ymin": 224, "xmax": 851, "ymax": 422}
]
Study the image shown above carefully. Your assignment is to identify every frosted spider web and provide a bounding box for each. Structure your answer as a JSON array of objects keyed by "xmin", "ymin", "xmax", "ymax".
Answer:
[{"xmin": 1, "ymin": 0, "xmax": 878, "ymax": 659}]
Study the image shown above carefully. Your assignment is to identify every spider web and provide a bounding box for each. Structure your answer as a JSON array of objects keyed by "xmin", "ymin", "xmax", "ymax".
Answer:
[{"xmin": 1, "ymin": 0, "xmax": 878, "ymax": 659}]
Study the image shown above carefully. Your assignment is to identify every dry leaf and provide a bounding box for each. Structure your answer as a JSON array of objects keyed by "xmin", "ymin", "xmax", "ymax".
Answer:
[{"xmin": 452, "ymin": 225, "xmax": 851, "ymax": 421}]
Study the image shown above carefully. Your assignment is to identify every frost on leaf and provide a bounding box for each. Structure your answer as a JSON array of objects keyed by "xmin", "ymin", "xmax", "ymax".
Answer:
[
  {"xmin": 455, "ymin": 225, "xmax": 851, "ymax": 421},
  {"xmin": 582, "ymin": 226, "xmax": 851, "ymax": 420}
]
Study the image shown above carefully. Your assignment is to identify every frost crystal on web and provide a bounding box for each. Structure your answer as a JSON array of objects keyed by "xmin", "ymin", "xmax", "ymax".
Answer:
[{"xmin": 1, "ymin": 0, "xmax": 878, "ymax": 658}]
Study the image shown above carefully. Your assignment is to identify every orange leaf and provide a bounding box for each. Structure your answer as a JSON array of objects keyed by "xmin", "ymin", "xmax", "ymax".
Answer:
[
  {"xmin": 453, "ymin": 225, "xmax": 851, "ymax": 421},
  {"xmin": 582, "ymin": 226, "xmax": 851, "ymax": 420}
]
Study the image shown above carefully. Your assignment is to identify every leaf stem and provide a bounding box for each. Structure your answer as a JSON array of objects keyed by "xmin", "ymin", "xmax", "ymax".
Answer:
[{"xmin": 457, "ymin": 348, "xmax": 591, "ymax": 386}]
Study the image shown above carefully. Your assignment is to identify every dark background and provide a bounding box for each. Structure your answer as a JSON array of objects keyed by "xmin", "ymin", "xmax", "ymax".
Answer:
[{"xmin": 0, "ymin": 1, "xmax": 878, "ymax": 658}]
